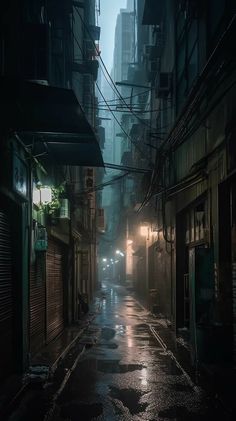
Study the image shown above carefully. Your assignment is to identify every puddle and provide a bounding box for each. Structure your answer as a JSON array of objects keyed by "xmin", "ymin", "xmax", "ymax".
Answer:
[
  {"xmin": 97, "ymin": 360, "xmax": 145, "ymax": 373},
  {"xmin": 97, "ymin": 342, "xmax": 118, "ymax": 349},
  {"xmin": 109, "ymin": 386, "xmax": 148, "ymax": 415},
  {"xmin": 100, "ymin": 327, "xmax": 116, "ymax": 340},
  {"xmin": 61, "ymin": 401, "xmax": 103, "ymax": 420}
]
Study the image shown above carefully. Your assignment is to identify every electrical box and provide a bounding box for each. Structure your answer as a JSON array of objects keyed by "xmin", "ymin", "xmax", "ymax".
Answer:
[
  {"xmin": 35, "ymin": 226, "xmax": 48, "ymax": 251},
  {"xmin": 59, "ymin": 199, "xmax": 70, "ymax": 219}
]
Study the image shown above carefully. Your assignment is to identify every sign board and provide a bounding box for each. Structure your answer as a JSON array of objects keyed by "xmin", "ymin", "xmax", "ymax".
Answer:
[
  {"xmin": 13, "ymin": 153, "xmax": 28, "ymax": 199},
  {"xmin": 97, "ymin": 208, "xmax": 105, "ymax": 232}
]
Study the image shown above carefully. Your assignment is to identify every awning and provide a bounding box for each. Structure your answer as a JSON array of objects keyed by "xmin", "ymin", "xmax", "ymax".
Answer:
[{"xmin": 0, "ymin": 77, "xmax": 104, "ymax": 167}]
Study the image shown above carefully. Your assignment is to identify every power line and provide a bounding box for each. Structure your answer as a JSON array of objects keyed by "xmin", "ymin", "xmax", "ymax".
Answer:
[
  {"xmin": 104, "ymin": 162, "xmax": 151, "ymax": 173},
  {"xmin": 96, "ymin": 82, "xmax": 153, "ymax": 165},
  {"xmin": 98, "ymin": 89, "xmax": 151, "ymax": 104},
  {"xmin": 74, "ymin": 6, "xmax": 154, "ymax": 131},
  {"xmin": 77, "ymin": 171, "xmax": 131, "ymax": 195},
  {"xmin": 94, "ymin": 106, "xmax": 172, "ymax": 114}
]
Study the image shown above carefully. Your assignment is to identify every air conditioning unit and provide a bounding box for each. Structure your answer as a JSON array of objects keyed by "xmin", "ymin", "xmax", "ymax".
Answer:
[
  {"xmin": 148, "ymin": 59, "xmax": 160, "ymax": 83},
  {"xmin": 149, "ymin": 60, "xmax": 159, "ymax": 73},
  {"xmin": 143, "ymin": 44, "xmax": 155, "ymax": 56},
  {"xmin": 156, "ymin": 72, "xmax": 172, "ymax": 97}
]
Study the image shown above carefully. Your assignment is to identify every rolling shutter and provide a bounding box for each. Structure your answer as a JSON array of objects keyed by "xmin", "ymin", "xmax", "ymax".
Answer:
[
  {"xmin": 46, "ymin": 238, "xmax": 64, "ymax": 343},
  {"xmin": 0, "ymin": 210, "xmax": 13, "ymax": 380},
  {"xmin": 30, "ymin": 255, "xmax": 46, "ymax": 354}
]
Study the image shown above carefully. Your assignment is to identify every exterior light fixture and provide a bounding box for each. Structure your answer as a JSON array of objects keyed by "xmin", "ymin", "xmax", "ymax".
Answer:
[
  {"xmin": 107, "ymin": 264, "xmax": 110, "ymax": 268},
  {"xmin": 40, "ymin": 186, "xmax": 52, "ymax": 204},
  {"xmin": 140, "ymin": 225, "xmax": 149, "ymax": 237},
  {"xmin": 115, "ymin": 249, "xmax": 124, "ymax": 256},
  {"xmin": 33, "ymin": 186, "xmax": 41, "ymax": 206},
  {"xmin": 33, "ymin": 184, "xmax": 53, "ymax": 206},
  {"xmin": 102, "ymin": 258, "xmax": 107, "ymax": 262}
]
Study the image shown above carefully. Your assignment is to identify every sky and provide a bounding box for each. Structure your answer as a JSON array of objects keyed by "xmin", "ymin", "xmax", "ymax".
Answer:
[{"xmin": 99, "ymin": 0, "xmax": 127, "ymax": 73}]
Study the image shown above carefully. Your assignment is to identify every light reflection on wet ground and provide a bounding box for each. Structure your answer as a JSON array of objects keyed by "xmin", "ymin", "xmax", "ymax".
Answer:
[{"xmin": 56, "ymin": 280, "xmax": 231, "ymax": 420}]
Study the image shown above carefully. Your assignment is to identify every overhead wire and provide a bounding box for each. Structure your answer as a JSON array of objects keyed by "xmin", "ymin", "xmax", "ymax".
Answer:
[
  {"xmin": 85, "ymin": 105, "xmax": 172, "ymax": 114},
  {"xmin": 98, "ymin": 89, "xmax": 151, "ymax": 104},
  {"xmin": 77, "ymin": 171, "xmax": 130, "ymax": 195},
  {"xmin": 95, "ymin": 82, "xmax": 153, "ymax": 165},
  {"xmin": 74, "ymin": 6, "xmax": 155, "ymax": 131},
  {"xmin": 70, "ymin": 13, "xmax": 152, "ymax": 163}
]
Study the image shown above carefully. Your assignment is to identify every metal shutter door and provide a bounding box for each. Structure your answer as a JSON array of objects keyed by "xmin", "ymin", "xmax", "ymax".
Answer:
[
  {"xmin": 0, "ymin": 211, "xmax": 13, "ymax": 380},
  {"xmin": 30, "ymin": 255, "xmax": 46, "ymax": 354},
  {"xmin": 46, "ymin": 238, "xmax": 64, "ymax": 342}
]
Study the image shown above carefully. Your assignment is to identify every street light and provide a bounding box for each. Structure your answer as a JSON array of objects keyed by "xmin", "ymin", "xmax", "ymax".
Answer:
[{"xmin": 140, "ymin": 225, "xmax": 149, "ymax": 237}]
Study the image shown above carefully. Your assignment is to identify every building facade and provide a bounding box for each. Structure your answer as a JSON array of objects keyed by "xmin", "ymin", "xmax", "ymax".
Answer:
[
  {"xmin": 0, "ymin": 0, "xmax": 103, "ymax": 383},
  {"xmin": 126, "ymin": 0, "xmax": 236, "ymax": 368}
]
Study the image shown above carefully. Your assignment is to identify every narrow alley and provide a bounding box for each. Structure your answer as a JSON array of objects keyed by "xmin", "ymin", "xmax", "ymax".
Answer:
[
  {"xmin": 39, "ymin": 279, "xmax": 230, "ymax": 421},
  {"xmin": 1, "ymin": 1, "xmax": 236, "ymax": 419}
]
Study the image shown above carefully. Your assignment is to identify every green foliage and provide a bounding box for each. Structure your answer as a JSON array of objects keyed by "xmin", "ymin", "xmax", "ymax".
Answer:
[{"xmin": 39, "ymin": 183, "xmax": 66, "ymax": 215}]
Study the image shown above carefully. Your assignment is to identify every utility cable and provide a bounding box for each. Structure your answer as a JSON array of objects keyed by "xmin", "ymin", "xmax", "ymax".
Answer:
[
  {"xmin": 77, "ymin": 171, "xmax": 130, "ymax": 195},
  {"xmin": 98, "ymin": 89, "xmax": 151, "ymax": 104},
  {"xmin": 104, "ymin": 162, "xmax": 151, "ymax": 173},
  {"xmin": 95, "ymin": 82, "xmax": 153, "ymax": 165},
  {"xmin": 86, "ymin": 105, "xmax": 172, "ymax": 114},
  {"xmin": 74, "ymin": 6, "xmax": 154, "ymax": 130}
]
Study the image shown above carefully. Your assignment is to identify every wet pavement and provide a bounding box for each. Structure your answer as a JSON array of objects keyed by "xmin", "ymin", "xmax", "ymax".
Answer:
[{"xmin": 50, "ymin": 280, "xmax": 233, "ymax": 421}]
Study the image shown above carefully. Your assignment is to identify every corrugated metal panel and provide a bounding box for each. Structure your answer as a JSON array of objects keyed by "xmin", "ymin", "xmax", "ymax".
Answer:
[
  {"xmin": 175, "ymin": 131, "xmax": 206, "ymax": 182},
  {"xmin": 0, "ymin": 211, "xmax": 13, "ymax": 380},
  {"xmin": 30, "ymin": 255, "xmax": 46, "ymax": 354},
  {"xmin": 46, "ymin": 238, "xmax": 64, "ymax": 343}
]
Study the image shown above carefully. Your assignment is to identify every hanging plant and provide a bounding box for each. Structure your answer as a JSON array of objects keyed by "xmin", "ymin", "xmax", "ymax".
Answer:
[{"xmin": 40, "ymin": 183, "xmax": 66, "ymax": 215}]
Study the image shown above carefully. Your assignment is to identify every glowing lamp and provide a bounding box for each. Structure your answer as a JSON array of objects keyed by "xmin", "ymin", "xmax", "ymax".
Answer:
[
  {"xmin": 33, "ymin": 187, "xmax": 41, "ymax": 206},
  {"xmin": 140, "ymin": 225, "xmax": 149, "ymax": 237},
  {"xmin": 40, "ymin": 186, "xmax": 52, "ymax": 204}
]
